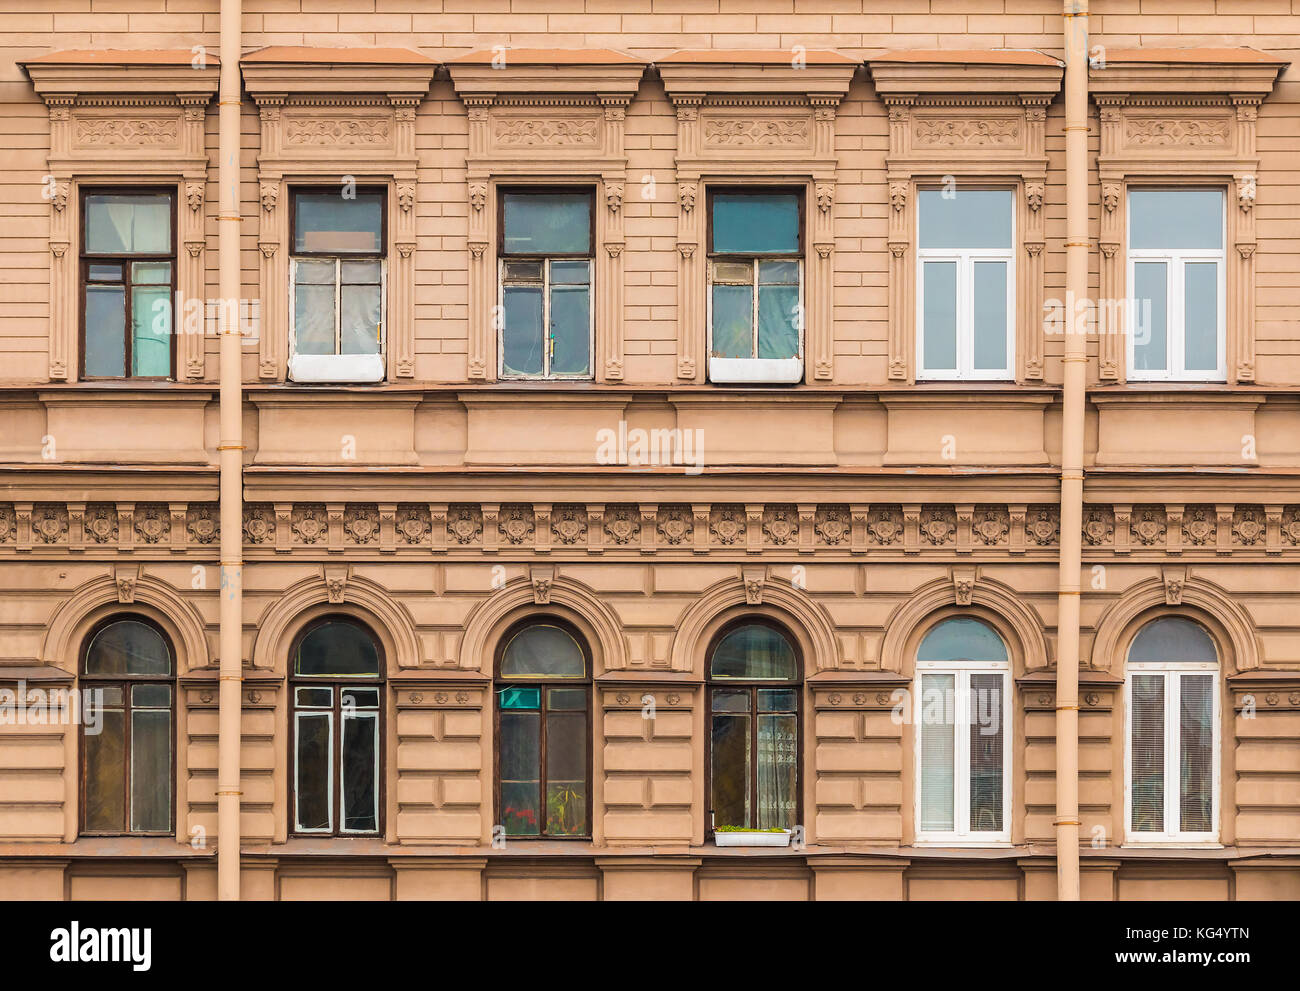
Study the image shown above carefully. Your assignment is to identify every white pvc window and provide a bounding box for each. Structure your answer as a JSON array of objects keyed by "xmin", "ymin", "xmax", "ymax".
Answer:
[
  {"xmin": 916, "ymin": 189, "xmax": 1015, "ymax": 380},
  {"xmin": 1125, "ymin": 617, "xmax": 1220, "ymax": 845},
  {"xmin": 1126, "ymin": 189, "xmax": 1226, "ymax": 382},
  {"xmin": 914, "ymin": 617, "xmax": 1012, "ymax": 845}
]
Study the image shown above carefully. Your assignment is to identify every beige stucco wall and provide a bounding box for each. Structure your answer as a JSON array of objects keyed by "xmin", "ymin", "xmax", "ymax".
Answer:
[{"xmin": 1, "ymin": 0, "xmax": 1299, "ymax": 899}]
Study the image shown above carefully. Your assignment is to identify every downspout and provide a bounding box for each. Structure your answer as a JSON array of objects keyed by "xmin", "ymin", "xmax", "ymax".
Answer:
[
  {"xmin": 1056, "ymin": 0, "xmax": 1088, "ymax": 901},
  {"xmin": 216, "ymin": 0, "xmax": 243, "ymax": 901}
]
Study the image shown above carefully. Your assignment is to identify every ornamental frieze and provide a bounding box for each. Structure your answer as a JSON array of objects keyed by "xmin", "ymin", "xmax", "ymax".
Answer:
[
  {"xmin": 702, "ymin": 117, "xmax": 810, "ymax": 146},
  {"xmin": 283, "ymin": 116, "xmax": 391, "ymax": 145},
  {"xmin": 1123, "ymin": 117, "xmax": 1230, "ymax": 147},
  {"xmin": 912, "ymin": 117, "xmax": 1020, "ymax": 147},
  {"xmin": 3, "ymin": 501, "xmax": 1300, "ymax": 557},
  {"xmin": 74, "ymin": 116, "xmax": 179, "ymax": 146},
  {"xmin": 492, "ymin": 116, "xmax": 600, "ymax": 146}
]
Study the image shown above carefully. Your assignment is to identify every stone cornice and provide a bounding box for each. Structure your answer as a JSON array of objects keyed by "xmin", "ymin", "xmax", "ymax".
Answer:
[
  {"xmin": 867, "ymin": 52, "xmax": 1062, "ymax": 100},
  {"xmin": 240, "ymin": 46, "xmax": 436, "ymax": 98},
  {"xmin": 446, "ymin": 50, "xmax": 646, "ymax": 100},
  {"xmin": 23, "ymin": 51, "xmax": 219, "ymax": 100},
  {"xmin": 1089, "ymin": 48, "xmax": 1286, "ymax": 100}
]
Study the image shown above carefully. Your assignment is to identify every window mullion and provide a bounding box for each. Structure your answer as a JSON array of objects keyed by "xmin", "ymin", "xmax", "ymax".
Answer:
[
  {"xmin": 752, "ymin": 258, "xmax": 760, "ymax": 360},
  {"xmin": 542, "ymin": 258, "xmax": 552, "ymax": 378},
  {"xmin": 1165, "ymin": 671, "xmax": 1178, "ymax": 838},
  {"xmin": 956, "ymin": 669, "xmax": 970, "ymax": 836},
  {"xmin": 122, "ymin": 686, "xmax": 132, "ymax": 833},
  {"xmin": 539, "ymin": 687, "xmax": 549, "ymax": 837}
]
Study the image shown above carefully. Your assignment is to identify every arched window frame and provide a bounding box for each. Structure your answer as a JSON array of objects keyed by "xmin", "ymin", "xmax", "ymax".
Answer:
[
  {"xmin": 704, "ymin": 617, "xmax": 803, "ymax": 836},
  {"xmin": 288, "ymin": 615, "xmax": 385, "ymax": 837},
  {"xmin": 492, "ymin": 617, "xmax": 593, "ymax": 840},
  {"xmin": 79, "ymin": 614, "xmax": 176, "ymax": 837},
  {"xmin": 1123, "ymin": 614, "xmax": 1221, "ymax": 847},
  {"xmin": 913, "ymin": 615, "xmax": 1012, "ymax": 846}
]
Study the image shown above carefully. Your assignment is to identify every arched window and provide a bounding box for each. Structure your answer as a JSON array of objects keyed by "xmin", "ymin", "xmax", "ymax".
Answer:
[
  {"xmin": 1126, "ymin": 616, "xmax": 1219, "ymax": 843},
  {"xmin": 914, "ymin": 616, "xmax": 1011, "ymax": 843},
  {"xmin": 707, "ymin": 621, "xmax": 800, "ymax": 833},
  {"xmin": 290, "ymin": 617, "xmax": 383, "ymax": 835},
  {"xmin": 81, "ymin": 616, "xmax": 174, "ymax": 835},
  {"xmin": 495, "ymin": 620, "xmax": 591, "ymax": 838}
]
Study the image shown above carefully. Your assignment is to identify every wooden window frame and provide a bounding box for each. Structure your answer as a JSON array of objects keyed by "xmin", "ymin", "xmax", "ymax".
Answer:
[
  {"xmin": 914, "ymin": 187, "xmax": 1017, "ymax": 382},
  {"xmin": 495, "ymin": 186, "xmax": 597, "ymax": 382},
  {"xmin": 492, "ymin": 617, "xmax": 593, "ymax": 840},
  {"xmin": 1124, "ymin": 186, "xmax": 1227, "ymax": 383},
  {"xmin": 1124, "ymin": 658, "xmax": 1221, "ymax": 847},
  {"xmin": 78, "ymin": 186, "xmax": 178, "ymax": 382},
  {"xmin": 286, "ymin": 186, "xmax": 389, "ymax": 381},
  {"xmin": 705, "ymin": 186, "xmax": 806, "ymax": 384},
  {"xmin": 704, "ymin": 617, "xmax": 804, "ymax": 836},
  {"xmin": 288, "ymin": 615, "xmax": 386, "ymax": 838},
  {"xmin": 79, "ymin": 615, "xmax": 176, "ymax": 838}
]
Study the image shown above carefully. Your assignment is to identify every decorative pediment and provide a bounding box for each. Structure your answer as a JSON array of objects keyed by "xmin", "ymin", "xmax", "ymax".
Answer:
[{"xmin": 657, "ymin": 50, "xmax": 855, "ymax": 177}]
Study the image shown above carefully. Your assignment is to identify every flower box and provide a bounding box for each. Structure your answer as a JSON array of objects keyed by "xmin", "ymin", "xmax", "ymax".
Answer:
[{"xmin": 712, "ymin": 829, "xmax": 792, "ymax": 848}]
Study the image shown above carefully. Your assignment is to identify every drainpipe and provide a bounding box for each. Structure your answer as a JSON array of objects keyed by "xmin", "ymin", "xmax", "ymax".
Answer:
[
  {"xmin": 1056, "ymin": 0, "xmax": 1088, "ymax": 902},
  {"xmin": 216, "ymin": 0, "xmax": 243, "ymax": 901}
]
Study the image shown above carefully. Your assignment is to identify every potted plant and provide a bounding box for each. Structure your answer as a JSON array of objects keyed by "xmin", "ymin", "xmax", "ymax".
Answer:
[{"xmin": 712, "ymin": 825, "xmax": 793, "ymax": 848}]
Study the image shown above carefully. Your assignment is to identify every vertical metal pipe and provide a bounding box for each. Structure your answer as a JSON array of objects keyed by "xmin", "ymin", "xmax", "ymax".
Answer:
[
  {"xmin": 1057, "ymin": 0, "xmax": 1089, "ymax": 902},
  {"xmin": 216, "ymin": 0, "xmax": 243, "ymax": 901}
]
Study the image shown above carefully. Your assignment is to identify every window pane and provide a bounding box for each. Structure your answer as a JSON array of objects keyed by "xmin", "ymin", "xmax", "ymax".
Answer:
[
  {"xmin": 545, "ymin": 711, "xmax": 587, "ymax": 835},
  {"xmin": 1130, "ymin": 674, "xmax": 1165, "ymax": 833},
  {"xmin": 85, "ymin": 194, "xmax": 171, "ymax": 254},
  {"xmin": 712, "ymin": 193, "xmax": 799, "ymax": 254},
  {"xmin": 972, "ymin": 261, "xmax": 1007, "ymax": 371},
  {"xmin": 342, "ymin": 687, "xmax": 380, "ymax": 709},
  {"xmin": 918, "ymin": 618, "xmax": 1007, "ymax": 663},
  {"xmin": 919, "ymin": 673, "xmax": 955, "ymax": 832},
  {"xmin": 296, "ymin": 621, "xmax": 381, "ymax": 677},
  {"xmin": 710, "ymin": 624, "xmax": 798, "ymax": 680},
  {"xmin": 759, "ymin": 260, "xmax": 799, "ymax": 285},
  {"xmin": 712, "ymin": 689, "xmax": 750, "ymax": 713},
  {"xmin": 340, "ymin": 283, "xmax": 382, "ymax": 355},
  {"xmin": 757, "ymin": 712, "xmax": 797, "ymax": 829},
  {"xmin": 341, "ymin": 712, "xmax": 378, "ymax": 832},
  {"xmin": 1179, "ymin": 674, "xmax": 1214, "ymax": 833},
  {"xmin": 500, "ymin": 625, "xmax": 586, "ymax": 678},
  {"xmin": 549, "ymin": 280, "xmax": 591, "ymax": 376},
  {"xmin": 84, "ymin": 708, "xmax": 125, "ymax": 832},
  {"xmin": 294, "ymin": 192, "xmax": 383, "ymax": 254},
  {"xmin": 499, "ymin": 710, "xmax": 540, "ymax": 835},
  {"xmin": 86, "ymin": 621, "xmax": 171, "ymax": 676},
  {"xmin": 1132, "ymin": 261, "xmax": 1167, "ymax": 373},
  {"xmin": 501, "ymin": 687, "xmax": 540, "ymax": 710},
  {"xmin": 131, "ymin": 684, "xmax": 170, "ymax": 709},
  {"xmin": 1184, "ymin": 262, "xmax": 1218, "ymax": 372},
  {"xmin": 1129, "ymin": 617, "xmax": 1217, "ymax": 663},
  {"xmin": 294, "ymin": 283, "xmax": 336, "ymax": 355},
  {"xmin": 1129, "ymin": 189, "xmax": 1222, "ymax": 251},
  {"xmin": 711, "ymin": 283, "xmax": 754, "ymax": 359},
  {"xmin": 296, "ymin": 258, "xmax": 337, "ymax": 285},
  {"xmin": 711, "ymin": 712, "xmax": 750, "ymax": 828},
  {"xmin": 757, "ymin": 689, "xmax": 797, "ymax": 713},
  {"xmin": 712, "ymin": 260, "xmax": 752, "ymax": 283},
  {"xmin": 502, "ymin": 284, "xmax": 543, "ymax": 376},
  {"xmin": 918, "ymin": 189, "xmax": 1012, "ymax": 250},
  {"xmin": 295, "ymin": 712, "xmax": 332, "ymax": 831},
  {"xmin": 969, "ymin": 673, "xmax": 1004, "ymax": 832},
  {"xmin": 132, "ymin": 262, "xmax": 171, "ymax": 285},
  {"xmin": 132, "ymin": 285, "xmax": 171, "ymax": 376},
  {"xmin": 922, "ymin": 261, "xmax": 957, "ymax": 371},
  {"xmin": 548, "ymin": 688, "xmax": 587, "ymax": 711},
  {"xmin": 130, "ymin": 708, "xmax": 170, "ymax": 831},
  {"xmin": 295, "ymin": 687, "xmax": 332, "ymax": 708},
  {"xmin": 85, "ymin": 284, "xmax": 126, "ymax": 377},
  {"xmin": 89, "ymin": 264, "xmax": 122, "ymax": 281},
  {"xmin": 503, "ymin": 192, "xmax": 591, "ymax": 255},
  {"xmin": 504, "ymin": 260, "xmax": 542, "ymax": 282},
  {"xmin": 757, "ymin": 284, "xmax": 799, "ymax": 359}
]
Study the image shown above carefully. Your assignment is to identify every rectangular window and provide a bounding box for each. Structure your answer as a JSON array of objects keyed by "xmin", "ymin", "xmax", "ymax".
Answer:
[
  {"xmin": 289, "ymin": 189, "xmax": 386, "ymax": 383},
  {"xmin": 498, "ymin": 189, "xmax": 594, "ymax": 380},
  {"xmin": 81, "ymin": 682, "xmax": 173, "ymax": 834},
  {"xmin": 709, "ymin": 686, "xmax": 799, "ymax": 831},
  {"xmin": 914, "ymin": 665, "xmax": 1010, "ymax": 843},
  {"xmin": 292, "ymin": 683, "xmax": 381, "ymax": 835},
  {"xmin": 1126, "ymin": 666, "xmax": 1218, "ymax": 843},
  {"xmin": 81, "ymin": 190, "xmax": 176, "ymax": 380},
  {"xmin": 707, "ymin": 189, "xmax": 804, "ymax": 384},
  {"xmin": 1127, "ymin": 188, "xmax": 1225, "ymax": 381},
  {"xmin": 497, "ymin": 683, "xmax": 590, "ymax": 837},
  {"xmin": 916, "ymin": 188, "xmax": 1014, "ymax": 380}
]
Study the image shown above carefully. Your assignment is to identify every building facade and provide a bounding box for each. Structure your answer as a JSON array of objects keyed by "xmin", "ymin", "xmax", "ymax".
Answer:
[{"xmin": 2, "ymin": 0, "xmax": 1300, "ymax": 901}]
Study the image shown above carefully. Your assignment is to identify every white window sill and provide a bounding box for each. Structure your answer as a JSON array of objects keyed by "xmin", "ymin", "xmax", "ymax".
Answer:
[
  {"xmin": 1121, "ymin": 840, "xmax": 1223, "ymax": 850},
  {"xmin": 912, "ymin": 838, "xmax": 1012, "ymax": 848},
  {"xmin": 288, "ymin": 353, "xmax": 385, "ymax": 384},
  {"xmin": 708, "ymin": 356, "xmax": 803, "ymax": 384}
]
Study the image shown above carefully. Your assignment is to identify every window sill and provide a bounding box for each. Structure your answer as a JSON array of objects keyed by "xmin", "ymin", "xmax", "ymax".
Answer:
[
  {"xmin": 911, "ymin": 839, "xmax": 1013, "ymax": 849},
  {"xmin": 288, "ymin": 353, "xmax": 385, "ymax": 384},
  {"xmin": 708, "ymin": 356, "xmax": 803, "ymax": 384},
  {"xmin": 1121, "ymin": 840, "xmax": 1223, "ymax": 850}
]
